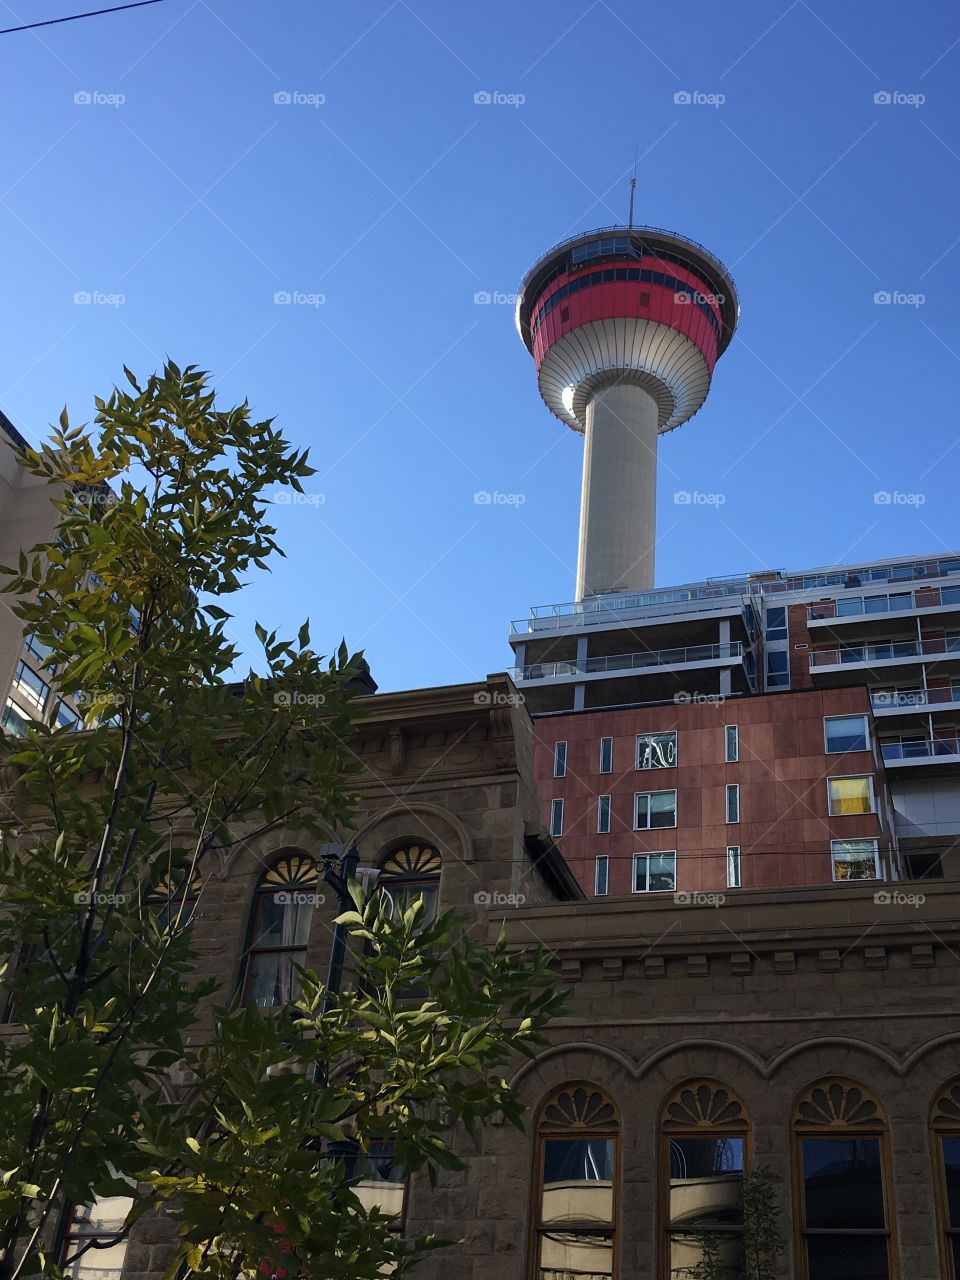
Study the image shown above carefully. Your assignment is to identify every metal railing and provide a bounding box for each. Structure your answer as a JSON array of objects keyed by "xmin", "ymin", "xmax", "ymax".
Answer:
[
  {"xmin": 512, "ymin": 642, "xmax": 743, "ymax": 682},
  {"xmin": 809, "ymin": 585, "xmax": 960, "ymax": 622},
  {"xmin": 872, "ymin": 687, "xmax": 960, "ymax": 710},
  {"xmin": 881, "ymin": 737, "xmax": 960, "ymax": 762},
  {"xmin": 810, "ymin": 638, "xmax": 960, "ymax": 668}
]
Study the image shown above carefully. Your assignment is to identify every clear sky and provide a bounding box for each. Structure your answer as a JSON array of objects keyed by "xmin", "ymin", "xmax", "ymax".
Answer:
[{"xmin": 3, "ymin": 0, "xmax": 959, "ymax": 691}]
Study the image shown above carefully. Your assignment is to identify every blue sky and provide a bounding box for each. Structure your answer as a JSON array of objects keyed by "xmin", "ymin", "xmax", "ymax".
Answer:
[{"xmin": 3, "ymin": 0, "xmax": 959, "ymax": 691}]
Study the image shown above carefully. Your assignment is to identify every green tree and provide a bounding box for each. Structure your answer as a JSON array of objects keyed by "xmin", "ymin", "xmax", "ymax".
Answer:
[{"xmin": 0, "ymin": 362, "xmax": 563, "ymax": 1280}]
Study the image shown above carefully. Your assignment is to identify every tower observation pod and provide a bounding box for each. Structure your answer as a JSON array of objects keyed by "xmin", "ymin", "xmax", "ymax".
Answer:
[{"xmin": 516, "ymin": 226, "xmax": 739, "ymax": 601}]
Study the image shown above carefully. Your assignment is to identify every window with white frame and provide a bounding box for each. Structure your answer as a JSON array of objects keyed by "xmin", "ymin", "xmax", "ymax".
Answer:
[
  {"xmin": 634, "ymin": 790, "xmax": 677, "ymax": 830},
  {"xmin": 597, "ymin": 794, "xmax": 611, "ymax": 834},
  {"xmin": 599, "ymin": 736, "xmax": 613, "ymax": 774},
  {"xmin": 726, "ymin": 783, "xmax": 740, "ymax": 824},
  {"xmin": 831, "ymin": 839, "xmax": 880, "ymax": 880},
  {"xmin": 725, "ymin": 724, "xmax": 739, "ymax": 762},
  {"xmin": 553, "ymin": 740, "xmax": 567, "ymax": 778},
  {"xmin": 636, "ymin": 731, "xmax": 677, "ymax": 770},
  {"xmin": 827, "ymin": 775, "xmax": 876, "ymax": 816},
  {"xmin": 727, "ymin": 846, "xmax": 741, "ymax": 888},
  {"xmin": 633, "ymin": 851, "xmax": 676, "ymax": 893},
  {"xmin": 595, "ymin": 855, "xmax": 609, "ymax": 896},
  {"xmin": 824, "ymin": 714, "xmax": 870, "ymax": 754},
  {"xmin": 550, "ymin": 798, "xmax": 564, "ymax": 837}
]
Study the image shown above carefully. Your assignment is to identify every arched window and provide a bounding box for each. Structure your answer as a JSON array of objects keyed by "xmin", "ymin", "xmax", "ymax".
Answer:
[
  {"xmin": 241, "ymin": 852, "xmax": 318, "ymax": 1007},
  {"xmin": 933, "ymin": 1079, "xmax": 960, "ymax": 1277},
  {"xmin": 660, "ymin": 1079, "xmax": 749, "ymax": 1278},
  {"xmin": 529, "ymin": 1083, "xmax": 619, "ymax": 1280},
  {"xmin": 145, "ymin": 864, "xmax": 202, "ymax": 928},
  {"xmin": 379, "ymin": 844, "xmax": 441, "ymax": 927},
  {"xmin": 792, "ymin": 1078, "xmax": 897, "ymax": 1279}
]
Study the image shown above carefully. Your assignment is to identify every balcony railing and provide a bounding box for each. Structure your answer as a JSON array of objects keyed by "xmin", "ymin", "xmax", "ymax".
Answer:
[
  {"xmin": 881, "ymin": 736, "xmax": 960, "ymax": 762},
  {"xmin": 513, "ymin": 641, "xmax": 743, "ymax": 682},
  {"xmin": 809, "ymin": 585, "xmax": 960, "ymax": 622},
  {"xmin": 872, "ymin": 687, "xmax": 960, "ymax": 710},
  {"xmin": 810, "ymin": 638, "xmax": 960, "ymax": 669}
]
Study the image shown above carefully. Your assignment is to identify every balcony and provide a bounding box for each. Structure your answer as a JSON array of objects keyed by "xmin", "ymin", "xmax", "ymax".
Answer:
[
  {"xmin": 512, "ymin": 641, "xmax": 743, "ymax": 683},
  {"xmin": 880, "ymin": 736, "xmax": 960, "ymax": 768},
  {"xmin": 510, "ymin": 591, "xmax": 750, "ymax": 637},
  {"xmin": 872, "ymin": 687, "xmax": 960, "ymax": 715},
  {"xmin": 810, "ymin": 637, "xmax": 960, "ymax": 680},
  {"xmin": 808, "ymin": 584, "xmax": 960, "ymax": 626}
]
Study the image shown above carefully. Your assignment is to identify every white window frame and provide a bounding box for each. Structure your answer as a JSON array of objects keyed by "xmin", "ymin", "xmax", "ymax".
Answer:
[
  {"xmin": 599, "ymin": 736, "xmax": 613, "ymax": 775},
  {"xmin": 597, "ymin": 794, "xmax": 612, "ymax": 834},
  {"xmin": 632, "ymin": 850, "xmax": 677, "ymax": 894},
  {"xmin": 635, "ymin": 731, "xmax": 677, "ymax": 771},
  {"xmin": 594, "ymin": 855, "xmax": 609, "ymax": 896},
  {"xmin": 553, "ymin": 740, "xmax": 567, "ymax": 778},
  {"xmin": 827, "ymin": 774, "xmax": 876, "ymax": 817},
  {"xmin": 830, "ymin": 838, "xmax": 881, "ymax": 881},
  {"xmin": 823, "ymin": 713, "xmax": 870, "ymax": 755},
  {"xmin": 549, "ymin": 798, "xmax": 564, "ymax": 837},
  {"xmin": 725, "ymin": 783, "xmax": 740, "ymax": 824},
  {"xmin": 726, "ymin": 845, "xmax": 741, "ymax": 888},
  {"xmin": 725, "ymin": 724, "xmax": 739, "ymax": 763},
  {"xmin": 633, "ymin": 789, "xmax": 677, "ymax": 830}
]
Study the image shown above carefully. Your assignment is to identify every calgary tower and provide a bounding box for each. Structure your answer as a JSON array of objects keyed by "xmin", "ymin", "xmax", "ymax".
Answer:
[{"xmin": 515, "ymin": 220, "xmax": 739, "ymax": 600}]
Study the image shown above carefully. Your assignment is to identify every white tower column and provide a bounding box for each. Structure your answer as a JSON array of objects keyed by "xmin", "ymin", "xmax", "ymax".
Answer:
[{"xmin": 575, "ymin": 382, "xmax": 659, "ymax": 600}]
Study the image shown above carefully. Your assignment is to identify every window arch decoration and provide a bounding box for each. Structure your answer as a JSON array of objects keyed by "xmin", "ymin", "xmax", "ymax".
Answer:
[
  {"xmin": 145, "ymin": 864, "xmax": 203, "ymax": 927},
  {"xmin": 241, "ymin": 851, "xmax": 319, "ymax": 1008},
  {"xmin": 379, "ymin": 844, "xmax": 441, "ymax": 926},
  {"xmin": 660, "ymin": 1080, "xmax": 749, "ymax": 1279},
  {"xmin": 529, "ymin": 1082, "xmax": 620, "ymax": 1280},
  {"xmin": 933, "ymin": 1079, "xmax": 960, "ymax": 1278},
  {"xmin": 792, "ymin": 1078, "xmax": 898, "ymax": 1280}
]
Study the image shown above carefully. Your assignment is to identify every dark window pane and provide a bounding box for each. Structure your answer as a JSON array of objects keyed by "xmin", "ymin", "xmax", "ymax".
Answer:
[
  {"xmin": 805, "ymin": 1234, "xmax": 888, "ymax": 1279},
  {"xmin": 944, "ymin": 1136, "xmax": 960, "ymax": 1228},
  {"xmin": 803, "ymin": 1138, "xmax": 886, "ymax": 1229},
  {"xmin": 669, "ymin": 1233, "xmax": 744, "ymax": 1280},
  {"xmin": 669, "ymin": 1136, "xmax": 744, "ymax": 1229},
  {"xmin": 251, "ymin": 894, "xmax": 312, "ymax": 949},
  {"xmin": 246, "ymin": 951, "xmax": 302, "ymax": 1007},
  {"xmin": 951, "ymin": 1235, "xmax": 960, "ymax": 1275},
  {"xmin": 542, "ymin": 1138, "xmax": 615, "ymax": 1228}
]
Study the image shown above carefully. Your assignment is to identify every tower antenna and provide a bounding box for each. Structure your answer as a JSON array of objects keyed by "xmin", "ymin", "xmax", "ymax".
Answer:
[{"xmin": 627, "ymin": 144, "xmax": 637, "ymax": 228}]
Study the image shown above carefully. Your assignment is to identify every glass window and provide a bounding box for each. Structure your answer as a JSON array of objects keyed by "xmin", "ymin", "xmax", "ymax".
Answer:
[
  {"xmin": 599, "ymin": 736, "xmax": 613, "ymax": 774},
  {"xmin": 635, "ymin": 790, "xmax": 677, "ymax": 830},
  {"xmin": 597, "ymin": 794, "xmax": 611, "ymax": 834},
  {"xmin": 346, "ymin": 1140, "xmax": 407, "ymax": 1230},
  {"xmin": 55, "ymin": 701, "xmax": 80, "ymax": 731},
  {"xmin": 553, "ymin": 740, "xmax": 567, "ymax": 779},
  {"xmin": 825, "ymin": 715, "xmax": 870, "ymax": 754},
  {"xmin": 766, "ymin": 650, "xmax": 790, "ymax": 688},
  {"xmin": 146, "ymin": 864, "xmax": 202, "ymax": 929},
  {"xmin": 1, "ymin": 699, "xmax": 30, "ymax": 737},
  {"xmin": 793, "ymin": 1080, "xmax": 893, "ymax": 1279},
  {"xmin": 904, "ymin": 850, "xmax": 944, "ymax": 880},
  {"xmin": 379, "ymin": 845, "xmax": 441, "ymax": 931},
  {"xmin": 828, "ymin": 776, "xmax": 875, "ymax": 816},
  {"xmin": 595, "ymin": 855, "xmax": 608, "ymax": 897},
  {"xmin": 725, "ymin": 724, "xmax": 739, "ymax": 762},
  {"xmin": 63, "ymin": 1196, "xmax": 134, "ymax": 1280},
  {"xmin": 765, "ymin": 605, "xmax": 788, "ymax": 640},
  {"xmin": 661, "ymin": 1080, "xmax": 749, "ymax": 1278},
  {"xmin": 550, "ymin": 798, "xmax": 564, "ymax": 837},
  {"xmin": 532, "ymin": 1085, "xmax": 618, "ymax": 1280},
  {"xmin": 13, "ymin": 660, "xmax": 49, "ymax": 711},
  {"xmin": 633, "ymin": 851, "xmax": 676, "ymax": 892},
  {"xmin": 726, "ymin": 783, "xmax": 740, "ymax": 824},
  {"xmin": 241, "ymin": 852, "xmax": 319, "ymax": 1007},
  {"xmin": 934, "ymin": 1083, "xmax": 960, "ymax": 1277},
  {"xmin": 636, "ymin": 731, "xmax": 677, "ymax": 770},
  {"xmin": 727, "ymin": 846, "xmax": 741, "ymax": 889},
  {"xmin": 831, "ymin": 840, "xmax": 879, "ymax": 881},
  {"xmin": 24, "ymin": 633, "xmax": 53, "ymax": 664}
]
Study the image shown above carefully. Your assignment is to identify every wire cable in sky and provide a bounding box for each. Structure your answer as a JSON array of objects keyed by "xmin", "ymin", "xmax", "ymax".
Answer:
[{"xmin": 0, "ymin": 0, "xmax": 166, "ymax": 36}]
